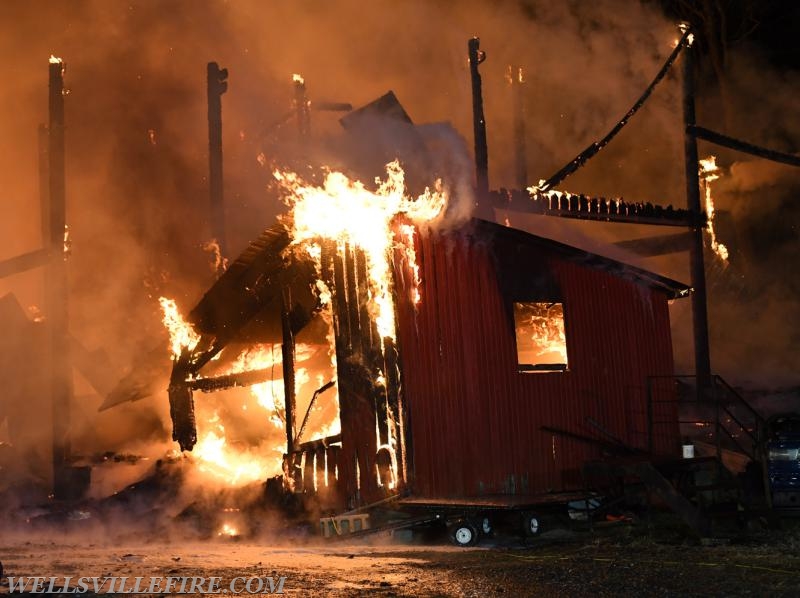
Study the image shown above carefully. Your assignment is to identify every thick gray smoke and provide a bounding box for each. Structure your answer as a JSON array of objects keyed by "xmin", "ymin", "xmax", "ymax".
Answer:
[{"xmin": 0, "ymin": 0, "xmax": 797, "ymax": 497}]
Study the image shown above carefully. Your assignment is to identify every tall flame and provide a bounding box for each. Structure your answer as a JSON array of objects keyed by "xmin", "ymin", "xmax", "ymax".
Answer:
[
  {"xmin": 158, "ymin": 297, "xmax": 200, "ymax": 357},
  {"xmin": 274, "ymin": 160, "xmax": 446, "ymax": 341},
  {"xmin": 699, "ymin": 156, "xmax": 729, "ymax": 262}
]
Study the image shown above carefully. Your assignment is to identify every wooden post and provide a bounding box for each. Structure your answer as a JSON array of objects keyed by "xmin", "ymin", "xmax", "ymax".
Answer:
[
  {"xmin": 47, "ymin": 57, "xmax": 73, "ymax": 497},
  {"xmin": 468, "ymin": 37, "xmax": 489, "ymax": 198},
  {"xmin": 207, "ymin": 62, "xmax": 228, "ymax": 257},
  {"xmin": 681, "ymin": 42, "xmax": 712, "ymax": 400}
]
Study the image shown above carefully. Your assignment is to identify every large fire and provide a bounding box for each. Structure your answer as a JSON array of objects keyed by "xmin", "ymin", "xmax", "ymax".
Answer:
[
  {"xmin": 158, "ymin": 161, "xmax": 445, "ymax": 488},
  {"xmin": 274, "ymin": 160, "xmax": 446, "ymax": 343}
]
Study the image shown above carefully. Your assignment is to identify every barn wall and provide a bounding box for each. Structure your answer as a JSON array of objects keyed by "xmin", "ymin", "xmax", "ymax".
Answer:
[{"xmin": 393, "ymin": 226, "xmax": 680, "ymax": 499}]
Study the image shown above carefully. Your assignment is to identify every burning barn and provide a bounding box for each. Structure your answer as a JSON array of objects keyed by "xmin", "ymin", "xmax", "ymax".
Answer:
[{"xmin": 164, "ymin": 161, "xmax": 691, "ymax": 518}]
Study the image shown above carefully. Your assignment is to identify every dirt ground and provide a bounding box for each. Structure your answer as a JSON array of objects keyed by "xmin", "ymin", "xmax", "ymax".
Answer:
[{"xmin": 2, "ymin": 521, "xmax": 800, "ymax": 597}]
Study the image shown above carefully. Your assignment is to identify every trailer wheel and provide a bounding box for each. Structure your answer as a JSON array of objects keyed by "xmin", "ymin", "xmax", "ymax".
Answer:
[
  {"xmin": 522, "ymin": 512, "xmax": 541, "ymax": 537},
  {"xmin": 448, "ymin": 521, "xmax": 479, "ymax": 547}
]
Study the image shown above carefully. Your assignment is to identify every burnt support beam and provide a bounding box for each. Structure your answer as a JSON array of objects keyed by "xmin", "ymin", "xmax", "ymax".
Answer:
[
  {"xmin": 689, "ymin": 125, "xmax": 800, "ymax": 168},
  {"xmin": 0, "ymin": 248, "xmax": 50, "ymax": 279},
  {"xmin": 281, "ymin": 287, "xmax": 297, "ymax": 455},
  {"xmin": 47, "ymin": 57, "xmax": 74, "ymax": 497},
  {"xmin": 207, "ymin": 62, "xmax": 228, "ymax": 257},
  {"xmin": 682, "ymin": 42, "xmax": 712, "ymax": 397},
  {"xmin": 468, "ymin": 37, "xmax": 489, "ymax": 198}
]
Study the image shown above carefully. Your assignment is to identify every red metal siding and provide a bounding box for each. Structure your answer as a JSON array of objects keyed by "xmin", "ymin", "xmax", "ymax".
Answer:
[{"xmin": 393, "ymin": 226, "xmax": 680, "ymax": 499}]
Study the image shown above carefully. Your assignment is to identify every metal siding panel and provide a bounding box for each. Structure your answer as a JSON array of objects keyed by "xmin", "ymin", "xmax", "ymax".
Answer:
[{"xmin": 393, "ymin": 226, "xmax": 681, "ymax": 500}]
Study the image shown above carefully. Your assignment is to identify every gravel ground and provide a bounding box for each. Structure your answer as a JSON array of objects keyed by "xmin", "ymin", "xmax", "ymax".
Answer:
[{"xmin": 2, "ymin": 521, "xmax": 800, "ymax": 597}]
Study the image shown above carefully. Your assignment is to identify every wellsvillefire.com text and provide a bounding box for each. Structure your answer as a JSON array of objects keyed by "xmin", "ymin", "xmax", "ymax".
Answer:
[{"xmin": 5, "ymin": 575, "xmax": 287, "ymax": 595}]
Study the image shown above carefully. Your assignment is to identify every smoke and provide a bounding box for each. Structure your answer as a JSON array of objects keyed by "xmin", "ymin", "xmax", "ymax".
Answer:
[{"xmin": 0, "ymin": 0, "xmax": 798, "ymax": 501}]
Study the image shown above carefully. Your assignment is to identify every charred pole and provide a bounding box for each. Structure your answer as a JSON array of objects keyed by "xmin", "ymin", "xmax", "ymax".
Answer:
[
  {"xmin": 681, "ymin": 39, "xmax": 712, "ymax": 397},
  {"xmin": 293, "ymin": 74, "xmax": 311, "ymax": 142},
  {"xmin": 39, "ymin": 123, "xmax": 49, "ymax": 242},
  {"xmin": 281, "ymin": 287, "xmax": 297, "ymax": 455},
  {"xmin": 509, "ymin": 65, "xmax": 527, "ymax": 189},
  {"xmin": 207, "ymin": 62, "xmax": 228, "ymax": 257},
  {"xmin": 468, "ymin": 37, "xmax": 489, "ymax": 198},
  {"xmin": 47, "ymin": 56, "xmax": 73, "ymax": 496}
]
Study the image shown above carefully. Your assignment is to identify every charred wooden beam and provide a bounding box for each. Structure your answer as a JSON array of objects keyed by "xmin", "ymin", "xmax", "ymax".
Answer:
[
  {"xmin": 47, "ymin": 57, "xmax": 74, "ymax": 496},
  {"xmin": 491, "ymin": 189, "xmax": 703, "ymax": 227},
  {"xmin": 0, "ymin": 248, "xmax": 50, "ymax": 279},
  {"xmin": 188, "ymin": 367, "xmax": 280, "ymax": 393},
  {"xmin": 344, "ymin": 245, "xmax": 361, "ymax": 355},
  {"xmin": 614, "ymin": 232, "xmax": 694, "ymax": 257},
  {"xmin": 537, "ymin": 27, "xmax": 692, "ymax": 192},
  {"xmin": 297, "ymin": 434, "xmax": 342, "ymax": 453},
  {"xmin": 468, "ymin": 37, "xmax": 489, "ymax": 197},
  {"xmin": 689, "ymin": 125, "xmax": 800, "ymax": 168},
  {"xmin": 207, "ymin": 62, "xmax": 228, "ymax": 257},
  {"xmin": 168, "ymin": 352, "xmax": 197, "ymax": 451},
  {"xmin": 313, "ymin": 101, "xmax": 352, "ymax": 112},
  {"xmin": 682, "ymin": 43, "xmax": 712, "ymax": 395},
  {"xmin": 295, "ymin": 380, "xmax": 336, "ymax": 446}
]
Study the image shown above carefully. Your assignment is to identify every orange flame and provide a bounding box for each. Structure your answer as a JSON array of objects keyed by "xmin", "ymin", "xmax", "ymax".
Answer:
[
  {"xmin": 158, "ymin": 297, "xmax": 200, "ymax": 357},
  {"xmin": 699, "ymin": 156, "xmax": 729, "ymax": 262},
  {"xmin": 274, "ymin": 160, "xmax": 446, "ymax": 341}
]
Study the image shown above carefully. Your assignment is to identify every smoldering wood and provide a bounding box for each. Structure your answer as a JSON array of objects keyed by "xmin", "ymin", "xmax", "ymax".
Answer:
[
  {"xmin": 188, "ymin": 367, "xmax": 281, "ymax": 393},
  {"xmin": 168, "ymin": 353, "xmax": 197, "ymax": 451}
]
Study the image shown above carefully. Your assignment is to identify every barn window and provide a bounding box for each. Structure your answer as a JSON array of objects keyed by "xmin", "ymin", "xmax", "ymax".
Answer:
[{"xmin": 513, "ymin": 302, "xmax": 569, "ymax": 372}]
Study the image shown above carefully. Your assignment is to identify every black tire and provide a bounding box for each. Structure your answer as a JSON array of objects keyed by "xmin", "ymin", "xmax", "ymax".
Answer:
[
  {"xmin": 448, "ymin": 521, "xmax": 479, "ymax": 547},
  {"xmin": 521, "ymin": 512, "xmax": 541, "ymax": 537},
  {"xmin": 479, "ymin": 515, "xmax": 493, "ymax": 536}
]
